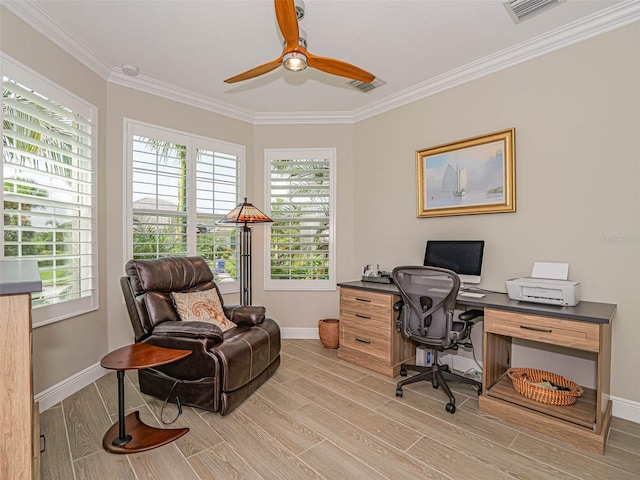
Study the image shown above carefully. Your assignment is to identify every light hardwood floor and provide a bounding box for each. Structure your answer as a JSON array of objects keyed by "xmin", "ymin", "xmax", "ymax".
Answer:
[{"xmin": 40, "ymin": 339, "xmax": 640, "ymax": 479}]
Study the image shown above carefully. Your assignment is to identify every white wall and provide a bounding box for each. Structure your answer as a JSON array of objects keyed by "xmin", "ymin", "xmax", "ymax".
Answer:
[{"xmin": 352, "ymin": 23, "xmax": 640, "ymax": 403}]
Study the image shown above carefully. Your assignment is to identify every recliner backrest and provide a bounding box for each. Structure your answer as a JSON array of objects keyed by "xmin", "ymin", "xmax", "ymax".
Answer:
[
  {"xmin": 121, "ymin": 256, "xmax": 222, "ymax": 341},
  {"xmin": 392, "ymin": 266, "xmax": 460, "ymax": 349}
]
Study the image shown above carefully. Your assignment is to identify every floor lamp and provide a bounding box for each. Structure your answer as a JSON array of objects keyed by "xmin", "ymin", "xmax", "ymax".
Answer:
[{"xmin": 219, "ymin": 198, "xmax": 272, "ymax": 305}]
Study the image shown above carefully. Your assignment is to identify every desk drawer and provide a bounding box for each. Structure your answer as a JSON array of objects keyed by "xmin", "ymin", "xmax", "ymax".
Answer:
[
  {"xmin": 340, "ymin": 289, "xmax": 393, "ymax": 320},
  {"xmin": 342, "ymin": 322, "xmax": 391, "ymax": 362},
  {"xmin": 341, "ymin": 311, "xmax": 389, "ymax": 338},
  {"xmin": 485, "ymin": 308, "xmax": 600, "ymax": 352}
]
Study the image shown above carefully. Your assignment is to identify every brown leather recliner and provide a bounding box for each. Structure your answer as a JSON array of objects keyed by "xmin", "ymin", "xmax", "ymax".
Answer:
[{"xmin": 120, "ymin": 256, "xmax": 281, "ymax": 415}]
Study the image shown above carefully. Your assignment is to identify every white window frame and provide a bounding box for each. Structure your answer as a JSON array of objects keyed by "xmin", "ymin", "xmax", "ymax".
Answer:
[
  {"xmin": 264, "ymin": 148, "xmax": 336, "ymax": 291},
  {"xmin": 124, "ymin": 120, "xmax": 245, "ymax": 294},
  {"xmin": 1, "ymin": 55, "xmax": 98, "ymax": 327}
]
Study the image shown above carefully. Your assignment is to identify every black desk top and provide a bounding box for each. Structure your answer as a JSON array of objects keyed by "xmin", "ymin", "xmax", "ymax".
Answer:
[{"xmin": 337, "ymin": 281, "xmax": 616, "ymax": 324}]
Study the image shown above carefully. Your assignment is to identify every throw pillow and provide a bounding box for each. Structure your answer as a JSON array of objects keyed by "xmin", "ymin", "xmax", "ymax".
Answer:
[{"xmin": 171, "ymin": 289, "xmax": 236, "ymax": 332}]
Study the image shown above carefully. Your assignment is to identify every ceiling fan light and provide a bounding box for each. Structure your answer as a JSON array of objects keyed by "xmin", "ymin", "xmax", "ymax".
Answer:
[{"xmin": 283, "ymin": 52, "xmax": 308, "ymax": 72}]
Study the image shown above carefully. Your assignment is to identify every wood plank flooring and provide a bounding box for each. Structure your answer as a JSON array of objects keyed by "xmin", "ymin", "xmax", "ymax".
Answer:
[{"xmin": 40, "ymin": 339, "xmax": 640, "ymax": 479}]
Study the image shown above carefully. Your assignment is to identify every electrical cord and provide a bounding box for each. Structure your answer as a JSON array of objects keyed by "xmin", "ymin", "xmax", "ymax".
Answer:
[
  {"xmin": 468, "ymin": 335, "xmax": 483, "ymax": 372},
  {"xmin": 160, "ymin": 379, "xmax": 184, "ymax": 425},
  {"xmin": 449, "ymin": 334, "xmax": 483, "ymax": 384}
]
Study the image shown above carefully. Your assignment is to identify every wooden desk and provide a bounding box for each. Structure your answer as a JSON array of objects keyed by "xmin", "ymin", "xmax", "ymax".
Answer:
[
  {"xmin": 337, "ymin": 281, "xmax": 616, "ymax": 453},
  {"xmin": 0, "ymin": 260, "xmax": 42, "ymax": 480},
  {"xmin": 100, "ymin": 343, "xmax": 191, "ymax": 454},
  {"xmin": 337, "ymin": 283, "xmax": 414, "ymax": 377},
  {"xmin": 480, "ymin": 305, "xmax": 614, "ymax": 454}
]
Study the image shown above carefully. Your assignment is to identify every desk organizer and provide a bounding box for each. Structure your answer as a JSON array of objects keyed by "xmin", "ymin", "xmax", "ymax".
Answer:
[{"xmin": 507, "ymin": 368, "xmax": 583, "ymax": 406}]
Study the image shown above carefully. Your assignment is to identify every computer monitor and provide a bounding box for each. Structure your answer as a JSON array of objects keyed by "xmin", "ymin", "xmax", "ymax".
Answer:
[{"xmin": 423, "ymin": 240, "xmax": 485, "ymax": 285}]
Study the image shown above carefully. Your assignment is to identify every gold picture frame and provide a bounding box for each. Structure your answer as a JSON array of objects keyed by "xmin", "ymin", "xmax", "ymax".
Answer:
[{"xmin": 416, "ymin": 128, "xmax": 515, "ymax": 218}]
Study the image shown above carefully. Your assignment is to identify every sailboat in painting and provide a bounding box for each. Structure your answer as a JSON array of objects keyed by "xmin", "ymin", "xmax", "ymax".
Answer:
[{"xmin": 442, "ymin": 164, "xmax": 467, "ymax": 197}]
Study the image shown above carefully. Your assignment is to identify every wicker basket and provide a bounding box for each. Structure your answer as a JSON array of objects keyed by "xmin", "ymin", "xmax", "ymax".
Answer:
[
  {"xmin": 318, "ymin": 319, "xmax": 340, "ymax": 349},
  {"xmin": 507, "ymin": 368, "xmax": 583, "ymax": 406}
]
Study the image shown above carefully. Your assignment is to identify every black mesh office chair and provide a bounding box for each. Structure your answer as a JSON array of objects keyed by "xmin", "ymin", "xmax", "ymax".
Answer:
[{"xmin": 392, "ymin": 266, "xmax": 483, "ymax": 413}]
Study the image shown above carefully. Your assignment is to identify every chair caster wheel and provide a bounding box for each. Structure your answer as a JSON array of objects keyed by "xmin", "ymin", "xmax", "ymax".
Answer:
[
  {"xmin": 400, "ymin": 368, "xmax": 407, "ymax": 377},
  {"xmin": 396, "ymin": 388, "xmax": 403, "ymax": 397},
  {"xmin": 446, "ymin": 403, "xmax": 456, "ymax": 413}
]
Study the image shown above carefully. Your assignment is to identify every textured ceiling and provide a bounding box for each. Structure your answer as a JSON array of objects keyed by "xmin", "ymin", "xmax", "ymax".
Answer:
[{"xmin": 3, "ymin": 0, "xmax": 636, "ymax": 120}]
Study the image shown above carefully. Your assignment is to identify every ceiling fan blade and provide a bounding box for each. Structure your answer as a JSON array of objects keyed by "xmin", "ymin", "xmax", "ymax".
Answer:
[
  {"xmin": 224, "ymin": 58, "xmax": 282, "ymax": 84},
  {"xmin": 275, "ymin": 0, "xmax": 300, "ymax": 51},
  {"xmin": 307, "ymin": 52, "xmax": 375, "ymax": 84}
]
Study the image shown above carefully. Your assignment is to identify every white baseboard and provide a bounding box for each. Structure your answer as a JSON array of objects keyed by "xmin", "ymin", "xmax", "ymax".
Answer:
[
  {"xmin": 281, "ymin": 327, "xmax": 319, "ymax": 339},
  {"xmin": 35, "ymin": 362, "xmax": 109, "ymax": 412},
  {"xmin": 611, "ymin": 395, "xmax": 640, "ymax": 424}
]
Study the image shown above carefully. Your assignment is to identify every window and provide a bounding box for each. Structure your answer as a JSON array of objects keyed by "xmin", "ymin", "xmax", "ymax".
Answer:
[
  {"xmin": 1, "ymin": 56, "xmax": 97, "ymax": 327},
  {"xmin": 265, "ymin": 148, "xmax": 336, "ymax": 290},
  {"xmin": 126, "ymin": 121, "xmax": 244, "ymax": 292}
]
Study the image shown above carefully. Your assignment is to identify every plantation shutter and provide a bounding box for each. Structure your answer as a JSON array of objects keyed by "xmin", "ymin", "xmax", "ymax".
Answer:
[
  {"xmin": 2, "ymin": 63, "xmax": 97, "ymax": 326},
  {"xmin": 194, "ymin": 145, "xmax": 241, "ymax": 281},
  {"xmin": 265, "ymin": 148, "xmax": 336, "ymax": 290},
  {"xmin": 128, "ymin": 122, "xmax": 244, "ymax": 291},
  {"xmin": 131, "ymin": 135, "xmax": 189, "ymax": 258}
]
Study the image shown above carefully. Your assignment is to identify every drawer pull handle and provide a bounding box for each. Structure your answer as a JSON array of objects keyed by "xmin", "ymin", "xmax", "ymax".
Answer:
[
  {"xmin": 355, "ymin": 314, "xmax": 371, "ymax": 319},
  {"xmin": 355, "ymin": 297, "xmax": 372, "ymax": 302},
  {"xmin": 355, "ymin": 337, "xmax": 371, "ymax": 344},
  {"xmin": 520, "ymin": 325, "xmax": 552, "ymax": 333}
]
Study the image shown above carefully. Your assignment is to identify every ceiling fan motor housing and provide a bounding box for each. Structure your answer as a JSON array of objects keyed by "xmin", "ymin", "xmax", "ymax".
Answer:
[
  {"xmin": 282, "ymin": 27, "xmax": 307, "ymax": 49},
  {"xmin": 294, "ymin": 0, "xmax": 305, "ymax": 20}
]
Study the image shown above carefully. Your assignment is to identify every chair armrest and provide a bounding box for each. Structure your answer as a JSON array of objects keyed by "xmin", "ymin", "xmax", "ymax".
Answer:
[
  {"xmin": 153, "ymin": 321, "xmax": 224, "ymax": 341},
  {"xmin": 458, "ymin": 309, "xmax": 484, "ymax": 323},
  {"xmin": 224, "ymin": 305, "xmax": 266, "ymax": 327},
  {"xmin": 393, "ymin": 300, "xmax": 404, "ymax": 331}
]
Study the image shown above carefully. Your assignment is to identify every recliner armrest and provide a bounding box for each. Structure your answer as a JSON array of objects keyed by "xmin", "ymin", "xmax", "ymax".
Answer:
[
  {"xmin": 153, "ymin": 321, "xmax": 224, "ymax": 341},
  {"xmin": 224, "ymin": 305, "xmax": 266, "ymax": 327}
]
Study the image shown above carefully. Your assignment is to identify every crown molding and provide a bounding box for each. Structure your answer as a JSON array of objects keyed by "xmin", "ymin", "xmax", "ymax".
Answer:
[
  {"xmin": 1, "ymin": 0, "xmax": 113, "ymax": 79},
  {"xmin": 253, "ymin": 110, "xmax": 356, "ymax": 125},
  {"xmin": 3, "ymin": 0, "xmax": 639, "ymax": 125},
  {"xmin": 350, "ymin": 0, "xmax": 640, "ymax": 123},
  {"xmin": 108, "ymin": 69, "xmax": 256, "ymax": 124}
]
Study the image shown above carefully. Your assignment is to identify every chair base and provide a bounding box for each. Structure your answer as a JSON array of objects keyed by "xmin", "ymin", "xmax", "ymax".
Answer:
[{"xmin": 395, "ymin": 362, "xmax": 482, "ymax": 413}]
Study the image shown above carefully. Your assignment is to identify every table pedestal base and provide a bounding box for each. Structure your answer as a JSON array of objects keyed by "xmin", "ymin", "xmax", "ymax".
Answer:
[{"xmin": 102, "ymin": 411, "xmax": 188, "ymax": 454}]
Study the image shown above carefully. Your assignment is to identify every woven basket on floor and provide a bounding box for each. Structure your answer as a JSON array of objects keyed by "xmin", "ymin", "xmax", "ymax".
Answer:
[
  {"xmin": 318, "ymin": 318, "xmax": 340, "ymax": 349},
  {"xmin": 507, "ymin": 368, "xmax": 583, "ymax": 406}
]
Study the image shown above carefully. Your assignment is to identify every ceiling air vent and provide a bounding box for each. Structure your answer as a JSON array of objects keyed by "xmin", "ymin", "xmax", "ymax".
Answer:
[
  {"xmin": 348, "ymin": 78, "xmax": 385, "ymax": 93},
  {"xmin": 503, "ymin": 0, "xmax": 566, "ymax": 24}
]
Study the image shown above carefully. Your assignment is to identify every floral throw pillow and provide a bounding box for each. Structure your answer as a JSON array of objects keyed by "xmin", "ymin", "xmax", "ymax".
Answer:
[{"xmin": 171, "ymin": 289, "xmax": 236, "ymax": 332}]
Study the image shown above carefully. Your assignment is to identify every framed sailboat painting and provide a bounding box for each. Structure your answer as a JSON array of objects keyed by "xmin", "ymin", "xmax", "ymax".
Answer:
[{"xmin": 416, "ymin": 128, "xmax": 516, "ymax": 218}]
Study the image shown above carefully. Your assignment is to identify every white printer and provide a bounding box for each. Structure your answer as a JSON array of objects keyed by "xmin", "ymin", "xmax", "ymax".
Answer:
[
  {"xmin": 505, "ymin": 277, "xmax": 580, "ymax": 306},
  {"xmin": 505, "ymin": 262, "xmax": 581, "ymax": 307}
]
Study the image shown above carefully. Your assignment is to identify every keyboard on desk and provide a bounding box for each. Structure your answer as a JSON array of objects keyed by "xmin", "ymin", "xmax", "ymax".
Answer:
[
  {"xmin": 459, "ymin": 291, "xmax": 485, "ymax": 298},
  {"xmin": 428, "ymin": 288, "xmax": 486, "ymax": 298}
]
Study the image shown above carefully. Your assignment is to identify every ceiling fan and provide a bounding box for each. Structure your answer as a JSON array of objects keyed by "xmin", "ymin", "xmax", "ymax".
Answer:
[{"xmin": 224, "ymin": 0, "xmax": 375, "ymax": 84}]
